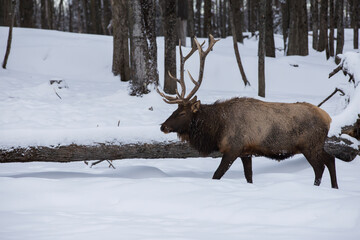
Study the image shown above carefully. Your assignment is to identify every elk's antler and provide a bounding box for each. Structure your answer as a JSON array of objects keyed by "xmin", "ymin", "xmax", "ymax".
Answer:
[{"xmin": 157, "ymin": 34, "xmax": 219, "ymax": 104}]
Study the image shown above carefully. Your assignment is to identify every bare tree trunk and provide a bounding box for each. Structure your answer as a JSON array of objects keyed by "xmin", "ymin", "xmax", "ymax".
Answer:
[
  {"xmin": 103, "ymin": 0, "xmax": 112, "ymax": 35},
  {"xmin": 281, "ymin": 0, "xmax": 289, "ymax": 53},
  {"xmin": 188, "ymin": 0, "xmax": 195, "ymax": 47},
  {"xmin": 350, "ymin": 0, "xmax": 359, "ymax": 49},
  {"xmin": 142, "ymin": 0, "xmax": 159, "ymax": 85},
  {"xmin": 203, "ymin": 0, "xmax": 212, "ymax": 38},
  {"xmin": 248, "ymin": 0, "xmax": 258, "ymax": 36},
  {"xmin": 230, "ymin": 0, "xmax": 243, "ymax": 43},
  {"xmin": 329, "ymin": 0, "xmax": 335, "ymax": 57},
  {"xmin": 195, "ymin": 0, "xmax": 202, "ymax": 37},
  {"xmin": 318, "ymin": 0, "xmax": 328, "ymax": 52},
  {"xmin": 111, "ymin": 0, "xmax": 130, "ymax": 81},
  {"xmin": 311, "ymin": 0, "xmax": 319, "ymax": 50},
  {"xmin": 41, "ymin": 0, "xmax": 49, "ymax": 29},
  {"xmin": 265, "ymin": 0, "xmax": 275, "ymax": 57},
  {"xmin": 129, "ymin": 0, "xmax": 150, "ymax": 95},
  {"xmin": 335, "ymin": 0, "xmax": 344, "ymax": 64},
  {"xmin": 287, "ymin": 0, "xmax": 308, "ymax": 56},
  {"xmin": 19, "ymin": 0, "xmax": 34, "ymax": 28},
  {"xmin": 177, "ymin": 0, "xmax": 188, "ymax": 47},
  {"xmin": 163, "ymin": 0, "xmax": 177, "ymax": 94},
  {"xmin": 258, "ymin": 0, "xmax": 266, "ymax": 98},
  {"xmin": 229, "ymin": 0, "xmax": 250, "ymax": 87},
  {"xmin": 2, "ymin": 0, "xmax": 15, "ymax": 69},
  {"xmin": 68, "ymin": 1, "xmax": 73, "ymax": 32},
  {"xmin": 57, "ymin": 0, "xmax": 64, "ymax": 30},
  {"xmin": 220, "ymin": 0, "xmax": 226, "ymax": 38}
]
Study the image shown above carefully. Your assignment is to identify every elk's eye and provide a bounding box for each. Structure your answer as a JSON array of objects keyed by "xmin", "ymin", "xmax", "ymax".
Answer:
[{"xmin": 179, "ymin": 112, "xmax": 186, "ymax": 116}]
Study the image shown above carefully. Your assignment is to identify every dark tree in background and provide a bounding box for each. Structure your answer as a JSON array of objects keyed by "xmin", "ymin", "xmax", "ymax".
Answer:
[
  {"xmin": 187, "ymin": 0, "xmax": 195, "ymax": 47},
  {"xmin": 178, "ymin": 0, "xmax": 188, "ymax": 46},
  {"xmin": 311, "ymin": 0, "xmax": 319, "ymax": 50},
  {"xmin": 265, "ymin": 0, "xmax": 275, "ymax": 57},
  {"xmin": 19, "ymin": 0, "xmax": 34, "ymax": 28},
  {"xmin": 2, "ymin": 0, "xmax": 15, "ymax": 69},
  {"xmin": 111, "ymin": 0, "xmax": 130, "ymax": 81},
  {"xmin": 329, "ymin": 0, "xmax": 335, "ymax": 57},
  {"xmin": 203, "ymin": 0, "xmax": 212, "ymax": 38},
  {"xmin": 162, "ymin": 0, "xmax": 177, "ymax": 94},
  {"xmin": 287, "ymin": 0, "xmax": 308, "ymax": 56},
  {"xmin": 258, "ymin": 0, "xmax": 266, "ymax": 98},
  {"xmin": 335, "ymin": 0, "xmax": 344, "ymax": 64},
  {"xmin": 281, "ymin": 0, "xmax": 289, "ymax": 52},
  {"xmin": 349, "ymin": 0, "xmax": 359, "ymax": 49},
  {"xmin": 318, "ymin": 0, "xmax": 328, "ymax": 52},
  {"xmin": 231, "ymin": 0, "xmax": 244, "ymax": 43},
  {"xmin": 248, "ymin": 0, "xmax": 259, "ymax": 36}
]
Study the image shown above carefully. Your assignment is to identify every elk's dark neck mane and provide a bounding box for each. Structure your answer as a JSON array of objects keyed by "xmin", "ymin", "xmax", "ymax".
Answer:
[{"xmin": 185, "ymin": 103, "xmax": 223, "ymax": 155}]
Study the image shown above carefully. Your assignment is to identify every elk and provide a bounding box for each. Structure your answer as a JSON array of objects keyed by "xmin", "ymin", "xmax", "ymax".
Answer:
[{"xmin": 157, "ymin": 35, "xmax": 349, "ymax": 189}]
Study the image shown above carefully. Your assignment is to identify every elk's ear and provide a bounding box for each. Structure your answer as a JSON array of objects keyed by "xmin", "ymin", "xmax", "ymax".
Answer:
[{"xmin": 191, "ymin": 100, "xmax": 201, "ymax": 113}]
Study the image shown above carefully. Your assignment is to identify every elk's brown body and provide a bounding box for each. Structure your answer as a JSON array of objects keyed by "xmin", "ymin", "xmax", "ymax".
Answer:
[{"xmin": 158, "ymin": 35, "xmax": 341, "ymax": 188}]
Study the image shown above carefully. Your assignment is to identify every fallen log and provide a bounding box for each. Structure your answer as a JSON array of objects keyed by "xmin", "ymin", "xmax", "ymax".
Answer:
[
  {"xmin": 0, "ymin": 136, "xmax": 358, "ymax": 163},
  {"xmin": 0, "ymin": 141, "xmax": 222, "ymax": 163}
]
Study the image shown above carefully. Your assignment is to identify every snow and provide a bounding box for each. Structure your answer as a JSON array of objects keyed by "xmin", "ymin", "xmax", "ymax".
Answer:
[
  {"xmin": 1, "ymin": 27, "xmax": 360, "ymax": 239},
  {"xmin": 328, "ymin": 51, "xmax": 360, "ymax": 138}
]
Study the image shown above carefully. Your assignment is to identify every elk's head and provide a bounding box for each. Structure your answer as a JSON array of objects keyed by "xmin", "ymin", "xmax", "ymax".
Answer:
[{"xmin": 157, "ymin": 35, "xmax": 219, "ymax": 135}]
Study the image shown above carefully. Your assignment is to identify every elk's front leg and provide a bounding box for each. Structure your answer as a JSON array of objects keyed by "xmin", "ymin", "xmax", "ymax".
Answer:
[{"xmin": 212, "ymin": 153, "xmax": 237, "ymax": 180}]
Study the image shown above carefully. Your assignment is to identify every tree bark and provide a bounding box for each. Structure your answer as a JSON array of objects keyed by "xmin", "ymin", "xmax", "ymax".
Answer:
[
  {"xmin": 265, "ymin": 0, "xmax": 275, "ymax": 57},
  {"xmin": 329, "ymin": 0, "xmax": 335, "ymax": 57},
  {"xmin": 1, "ymin": 135, "xmax": 357, "ymax": 163},
  {"xmin": 0, "ymin": 142, "xmax": 222, "ymax": 163},
  {"xmin": 111, "ymin": 0, "xmax": 130, "ymax": 81},
  {"xmin": 311, "ymin": 0, "xmax": 319, "ymax": 50},
  {"xmin": 2, "ymin": 0, "xmax": 15, "ymax": 69},
  {"xmin": 162, "ymin": 0, "xmax": 177, "ymax": 94},
  {"xmin": 258, "ymin": 0, "xmax": 266, "ymax": 98},
  {"xmin": 203, "ymin": 0, "xmax": 212, "ymax": 38},
  {"xmin": 287, "ymin": 0, "xmax": 308, "ymax": 56},
  {"xmin": 318, "ymin": 0, "xmax": 328, "ymax": 52},
  {"xmin": 229, "ymin": 0, "xmax": 250, "ymax": 87},
  {"xmin": 187, "ymin": 0, "xmax": 195, "ymax": 47},
  {"xmin": 349, "ymin": 0, "xmax": 359, "ymax": 49},
  {"xmin": 142, "ymin": 0, "xmax": 159, "ymax": 85},
  {"xmin": 19, "ymin": 0, "xmax": 34, "ymax": 28},
  {"xmin": 248, "ymin": 0, "xmax": 258, "ymax": 36},
  {"xmin": 195, "ymin": 0, "xmax": 202, "ymax": 37},
  {"xmin": 230, "ymin": 0, "xmax": 243, "ymax": 43},
  {"xmin": 335, "ymin": 0, "xmax": 344, "ymax": 64},
  {"xmin": 129, "ymin": 0, "xmax": 151, "ymax": 95},
  {"xmin": 281, "ymin": 0, "xmax": 289, "ymax": 53},
  {"xmin": 177, "ymin": 0, "xmax": 188, "ymax": 47}
]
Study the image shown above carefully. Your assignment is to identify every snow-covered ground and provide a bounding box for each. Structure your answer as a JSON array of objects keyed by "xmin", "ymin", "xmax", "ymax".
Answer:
[{"xmin": 0, "ymin": 27, "xmax": 360, "ymax": 239}]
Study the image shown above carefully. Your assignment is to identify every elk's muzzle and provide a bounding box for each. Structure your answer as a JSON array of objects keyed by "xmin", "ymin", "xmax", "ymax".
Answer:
[{"xmin": 160, "ymin": 124, "xmax": 171, "ymax": 134}]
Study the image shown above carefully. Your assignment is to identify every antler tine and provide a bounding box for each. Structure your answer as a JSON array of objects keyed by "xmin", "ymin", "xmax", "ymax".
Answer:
[
  {"xmin": 203, "ymin": 34, "xmax": 220, "ymax": 56},
  {"xmin": 179, "ymin": 39, "xmax": 206, "ymax": 99},
  {"xmin": 156, "ymin": 87, "xmax": 183, "ymax": 104},
  {"xmin": 157, "ymin": 35, "xmax": 219, "ymax": 105},
  {"xmin": 184, "ymin": 35, "xmax": 220, "ymax": 102}
]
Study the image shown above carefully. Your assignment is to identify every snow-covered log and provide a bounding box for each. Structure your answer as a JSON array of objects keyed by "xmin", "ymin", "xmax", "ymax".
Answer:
[
  {"xmin": 1, "ymin": 138, "xmax": 358, "ymax": 163},
  {"xmin": 0, "ymin": 142, "xmax": 222, "ymax": 163},
  {"xmin": 324, "ymin": 52, "xmax": 360, "ymax": 160}
]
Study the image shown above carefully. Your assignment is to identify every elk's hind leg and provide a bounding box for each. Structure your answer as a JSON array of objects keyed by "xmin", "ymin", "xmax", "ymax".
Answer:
[
  {"xmin": 241, "ymin": 156, "xmax": 253, "ymax": 183},
  {"xmin": 323, "ymin": 151, "xmax": 338, "ymax": 189},
  {"xmin": 303, "ymin": 150, "xmax": 325, "ymax": 187},
  {"xmin": 213, "ymin": 153, "xmax": 237, "ymax": 180}
]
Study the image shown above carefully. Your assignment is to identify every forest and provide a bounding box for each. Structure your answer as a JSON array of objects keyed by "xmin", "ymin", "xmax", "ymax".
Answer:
[{"xmin": 1, "ymin": 0, "xmax": 359, "ymax": 95}]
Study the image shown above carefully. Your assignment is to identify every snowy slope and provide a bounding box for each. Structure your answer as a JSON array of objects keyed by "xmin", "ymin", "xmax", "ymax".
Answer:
[
  {"xmin": 0, "ymin": 27, "xmax": 352, "ymax": 148},
  {"xmin": 1, "ymin": 28, "xmax": 360, "ymax": 240}
]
